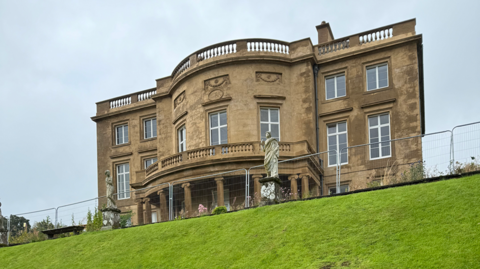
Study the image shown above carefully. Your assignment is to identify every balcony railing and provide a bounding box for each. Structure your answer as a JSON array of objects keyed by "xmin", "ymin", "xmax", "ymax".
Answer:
[{"xmin": 145, "ymin": 140, "xmax": 315, "ymax": 178}]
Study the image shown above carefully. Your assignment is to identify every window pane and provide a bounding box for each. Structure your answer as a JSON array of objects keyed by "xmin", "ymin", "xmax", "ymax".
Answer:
[
  {"xmin": 340, "ymin": 185, "xmax": 349, "ymax": 193},
  {"xmin": 371, "ymin": 147, "xmax": 380, "ymax": 159},
  {"xmin": 153, "ymin": 119, "xmax": 157, "ymax": 137},
  {"xmin": 370, "ymin": 128, "xmax": 379, "ymax": 140},
  {"xmin": 381, "ymin": 143, "xmax": 391, "ymax": 156},
  {"xmin": 260, "ymin": 109, "xmax": 269, "ymax": 122},
  {"xmin": 124, "ymin": 125, "xmax": 128, "ymax": 143},
  {"xmin": 338, "ymin": 122, "xmax": 346, "ymax": 132},
  {"xmin": 369, "ymin": 116, "xmax": 378, "ymax": 127},
  {"xmin": 341, "ymin": 150, "xmax": 348, "ymax": 164},
  {"xmin": 367, "ymin": 67, "xmax": 377, "ymax": 90},
  {"xmin": 124, "ymin": 164, "xmax": 129, "ymax": 172},
  {"xmin": 328, "ymin": 136, "xmax": 337, "ymax": 149},
  {"xmin": 145, "ymin": 120, "xmax": 151, "ymax": 138},
  {"xmin": 271, "ymin": 124, "xmax": 279, "ymax": 140},
  {"xmin": 326, "ymin": 77, "xmax": 335, "ymax": 99},
  {"xmin": 329, "ymin": 152, "xmax": 337, "ymax": 166},
  {"xmin": 261, "ymin": 123, "xmax": 269, "ymax": 140},
  {"xmin": 116, "ymin": 126, "xmax": 121, "ymax": 144},
  {"xmin": 329, "ymin": 187, "xmax": 336, "ymax": 194},
  {"xmin": 220, "ymin": 112, "xmax": 227, "ymax": 126},
  {"xmin": 380, "ymin": 126, "xmax": 390, "ymax": 141},
  {"xmin": 210, "ymin": 114, "xmax": 218, "ymax": 128},
  {"xmin": 378, "ymin": 64, "xmax": 388, "ymax": 88},
  {"xmin": 153, "ymin": 158, "xmax": 157, "ymax": 163},
  {"xmin": 270, "ymin": 109, "xmax": 279, "ymax": 123},
  {"xmin": 327, "ymin": 125, "xmax": 336, "ymax": 134},
  {"xmin": 220, "ymin": 127, "xmax": 228, "ymax": 144},
  {"xmin": 380, "ymin": 114, "xmax": 389, "ymax": 125},
  {"xmin": 336, "ymin": 75, "xmax": 346, "ymax": 97},
  {"xmin": 125, "ymin": 173, "xmax": 130, "ymax": 198},
  {"xmin": 211, "ymin": 129, "xmax": 219, "ymax": 145}
]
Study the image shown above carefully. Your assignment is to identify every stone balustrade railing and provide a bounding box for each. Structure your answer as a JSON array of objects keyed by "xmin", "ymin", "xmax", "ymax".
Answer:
[
  {"xmin": 99, "ymin": 88, "xmax": 158, "ymax": 113},
  {"xmin": 172, "ymin": 57, "xmax": 191, "ymax": 78},
  {"xmin": 197, "ymin": 41, "xmax": 237, "ymax": 62},
  {"xmin": 138, "ymin": 89, "xmax": 157, "ymax": 102},
  {"xmin": 146, "ymin": 140, "xmax": 315, "ymax": 177},
  {"xmin": 317, "ymin": 19, "xmax": 415, "ymax": 57},
  {"xmin": 110, "ymin": 96, "xmax": 131, "ymax": 109},
  {"xmin": 246, "ymin": 39, "xmax": 289, "ymax": 54}
]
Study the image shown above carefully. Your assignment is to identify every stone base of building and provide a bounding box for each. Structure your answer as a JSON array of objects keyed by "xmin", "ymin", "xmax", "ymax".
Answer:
[
  {"xmin": 100, "ymin": 207, "xmax": 121, "ymax": 230},
  {"xmin": 259, "ymin": 177, "xmax": 281, "ymax": 206}
]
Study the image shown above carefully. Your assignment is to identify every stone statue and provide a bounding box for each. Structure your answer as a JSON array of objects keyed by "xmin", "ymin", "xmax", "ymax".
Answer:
[
  {"xmin": 259, "ymin": 131, "xmax": 281, "ymax": 206},
  {"xmin": 101, "ymin": 170, "xmax": 121, "ymax": 230},
  {"xmin": 261, "ymin": 131, "xmax": 279, "ymax": 178},
  {"xmin": 105, "ymin": 170, "xmax": 116, "ymax": 208}
]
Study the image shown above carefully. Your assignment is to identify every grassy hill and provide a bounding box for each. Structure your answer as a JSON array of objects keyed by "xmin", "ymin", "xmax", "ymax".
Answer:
[{"xmin": 1, "ymin": 175, "xmax": 479, "ymax": 269}]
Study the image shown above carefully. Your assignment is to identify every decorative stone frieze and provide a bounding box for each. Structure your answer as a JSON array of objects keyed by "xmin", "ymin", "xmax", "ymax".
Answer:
[
  {"xmin": 174, "ymin": 91, "xmax": 186, "ymax": 109},
  {"xmin": 256, "ymin": 72, "xmax": 282, "ymax": 83}
]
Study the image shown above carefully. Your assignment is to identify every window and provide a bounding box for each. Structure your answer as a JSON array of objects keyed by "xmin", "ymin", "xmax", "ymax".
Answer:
[
  {"xmin": 144, "ymin": 118, "xmax": 157, "ymax": 139},
  {"xmin": 115, "ymin": 124, "xmax": 128, "ymax": 145},
  {"xmin": 260, "ymin": 108, "xmax": 280, "ymax": 141},
  {"xmin": 327, "ymin": 122, "xmax": 348, "ymax": 166},
  {"xmin": 209, "ymin": 111, "xmax": 228, "ymax": 145},
  {"xmin": 178, "ymin": 125, "xmax": 186, "ymax": 152},
  {"xmin": 325, "ymin": 73, "xmax": 346, "ymax": 100},
  {"xmin": 116, "ymin": 163, "xmax": 130, "ymax": 199},
  {"xmin": 144, "ymin": 157, "xmax": 158, "ymax": 169},
  {"xmin": 368, "ymin": 114, "xmax": 391, "ymax": 159},
  {"xmin": 329, "ymin": 185, "xmax": 349, "ymax": 195},
  {"xmin": 366, "ymin": 63, "xmax": 388, "ymax": 91},
  {"xmin": 151, "ymin": 212, "xmax": 157, "ymax": 223}
]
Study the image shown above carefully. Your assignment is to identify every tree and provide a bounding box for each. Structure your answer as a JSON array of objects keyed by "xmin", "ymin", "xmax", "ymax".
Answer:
[{"xmin": 8, "ymin": 215, "xmax": 31, "ymax": 237}]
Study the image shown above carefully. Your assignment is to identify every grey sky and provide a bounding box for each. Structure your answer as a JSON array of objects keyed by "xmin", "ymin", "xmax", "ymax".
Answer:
[{"xmin": 1, "ymin": 0, "xmax": 479, "ymax": 220}]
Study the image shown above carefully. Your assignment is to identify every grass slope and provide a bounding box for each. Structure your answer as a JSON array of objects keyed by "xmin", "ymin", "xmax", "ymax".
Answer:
[{"xmin": 1, "ymin": 175, "xmax": 480, "ymax": 269}]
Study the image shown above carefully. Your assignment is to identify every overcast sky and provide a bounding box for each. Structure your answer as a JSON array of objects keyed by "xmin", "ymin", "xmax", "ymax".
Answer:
[{"xmin": 1, "ymin": 0, "xmax": 479, "ymax": 220}]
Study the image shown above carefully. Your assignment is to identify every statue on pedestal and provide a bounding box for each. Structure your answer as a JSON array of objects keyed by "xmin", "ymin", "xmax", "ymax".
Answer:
[
  {"xmin": 260, "ymin": 132, "xmax": 281, "ymax": 205},
  {"xmin": 100, "ymin": 170, "xmax": 121, "ymax": 230}
]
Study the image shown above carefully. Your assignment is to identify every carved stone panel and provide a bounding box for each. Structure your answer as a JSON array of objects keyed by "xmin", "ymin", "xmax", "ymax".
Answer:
[
  {"xmin": 256, "ymin": 72, "xmax": 282, "ymax": 83},
  {"xmin": 174, "ymin": 91, "xmax": 185, "ymax": 109},
  {"xmin": 203, "ymin": 75, "xmax": 230, "ymax": 103}
]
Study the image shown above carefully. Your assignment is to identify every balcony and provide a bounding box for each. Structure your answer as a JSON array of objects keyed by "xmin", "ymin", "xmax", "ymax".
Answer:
[{"xmin": 135, "ymin": 140, "xmax": 317, "ymax": 185}]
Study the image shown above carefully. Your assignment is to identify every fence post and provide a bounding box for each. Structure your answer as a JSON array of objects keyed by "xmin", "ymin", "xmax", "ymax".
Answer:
[
  {"xmin": 7, "ymin": 217, "xmax": 10, "ymax": 246},
  {"xmin": 168, "ymin": 183, "xmax": 173, "ymax": 221},
  {"xmin": 450, "ymin": 131, "xmax": 454, "ymax": 175},
  {"xmin": 245, "ymin": 170, "xmax": 249, "ymax": 208}
]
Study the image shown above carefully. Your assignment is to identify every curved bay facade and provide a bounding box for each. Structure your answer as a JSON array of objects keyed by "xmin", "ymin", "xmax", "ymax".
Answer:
[{"xmin": 92, "ymin": 19, "xmax": 424, "ymax": 224}]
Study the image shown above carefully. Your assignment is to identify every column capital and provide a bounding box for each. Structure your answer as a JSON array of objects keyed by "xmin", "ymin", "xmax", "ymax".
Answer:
[
  {"xmin": 288, "ymin": 175, "xmax": 299, "ymax": 181},
  {"xmin": 157, "ymin": 189, "xmax": 166, "ymax": 196},
  {"xmin": 251, "ymin": 174, "xmax": 263, "ymax": 180},
  {"xmin": 182, "ymin": 182, "xmax": 191, "ymax": 189},
  {"xmin": 300, "ymin": 174, "xmax": 311, "ymax": 179},
  {"xmin": 135, "ymin": 198, "xmax": 144, "ymax": 204},
  {"xmin": 214, "ymin": 177, "xmax": 224, "ymax": 182},
  {"xmin": 143, "ymin": 198, "xmax": 151, "ymax": 203}
]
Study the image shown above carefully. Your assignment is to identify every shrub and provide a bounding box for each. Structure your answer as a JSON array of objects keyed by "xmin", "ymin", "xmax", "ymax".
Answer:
[{"xmin": 212, "ymin": 206, "xmax": 227, "ymax": 215}]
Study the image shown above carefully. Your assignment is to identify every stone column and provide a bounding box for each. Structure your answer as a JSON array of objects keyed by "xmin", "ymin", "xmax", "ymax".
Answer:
[
  {"xmin": 288, "ymin": 175, "xmax": 299, "ymax": 200},
  {"xmin": 313, "ymin": 182, "xmax": 321, "ymax": 197},
  {"xmin": 301, "ymin": 174, "xmax": 310, "ymax": 198},
  {"xmin": 215, "ymin": 177, "xmax": 225, "ymax": 207},
  {"xmin": 144, "ymin": 198, "xmax": 152, "ymax": 224},
  {"xmin": 158, "ymin": 190, "xmax": 168, "ymax": 222},
  {"xmin": 136, "ymin": 199, "xmax": 144, "ymax": 225},
  {"xmin": 252, "ymin": 174, "xmax": 263, "ymax": 204},
  {"xmin": 182, "ymin": 183, "xmax": 192, "ymax": 218}
]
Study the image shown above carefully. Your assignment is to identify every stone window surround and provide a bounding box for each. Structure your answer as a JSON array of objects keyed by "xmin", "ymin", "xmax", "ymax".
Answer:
[
  {"xmin": 111, "ymin": 119, "xmax": 130, "ymax": 148},
  {"xmin": 176, "ymin": 121, "xmax": 187, "ymax": 153},
  {"xmin": 139, "ymin": 113, "xmax": 157, "ymax": 142},
  {"xmin": 367, "ymin": 113, "xmax": 392, "ymax": 160},
  {"xmin": 320, "ymin": 66, "xmax": 348, "ymax": 103},
  {"xmin": 362, "ymin": 103, "xmax": 395, "ymax": 161},
  {"xmin": 321, "ymin": 113, "xmax": 350, "ymax": 168},
  {"xmin": 204, "ymin": 104, "xmax": 230, "ymax": 147},
  {"xmin": 326, "ymin": 121, "xmax": 348, "ymax": 167},
  {"xmin": 173, "ymin": 114, "xmax": 187, "ymax": 153},
  {"xmin": 141, "ymin": 153, "xmax": 158, "ymax": 170},
  {"xmin": 256, "ymin": 101, "xmax": 283, "ymax": 142},
  {"xmin": 362, "ymin": 56, "xmax": 392, "ymax": 93}
]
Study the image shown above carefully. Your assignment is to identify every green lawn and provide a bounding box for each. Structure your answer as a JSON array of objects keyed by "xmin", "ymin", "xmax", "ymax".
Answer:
[{"xmin": 1, "ymin": 175, "xmax": 480, "ymax": 268}]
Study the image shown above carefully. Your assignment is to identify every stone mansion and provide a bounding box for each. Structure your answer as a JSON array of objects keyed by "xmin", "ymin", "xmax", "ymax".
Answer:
[{"xmin": 92, "ymin": 19, "xmax": 424, "ymax": 225}]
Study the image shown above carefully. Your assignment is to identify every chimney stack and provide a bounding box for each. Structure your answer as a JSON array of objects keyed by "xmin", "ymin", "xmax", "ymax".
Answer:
[{"xmin": 316, "ymin": 21, "xmax": 334, "ymax": 44}]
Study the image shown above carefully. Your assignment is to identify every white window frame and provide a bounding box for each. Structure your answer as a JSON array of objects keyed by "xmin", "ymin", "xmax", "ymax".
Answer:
[
  {"xmin": 368, "ymin": 113, "xmax": 392, "ymax": 160},
  {"xmin": 209, "ymin": 111, "xmax": 228, "ymax": 145},
  {"xmin": 366, "ymin": 63, "xmax": 388, "ymax": 91},
  {"xmin": 116, "ymin": 163, "xmax": 130, "ymax": 200},
  {"xmin": 143, "ymin": 118, "xmax": 157, "ymax": 139},
  {"xmin": 327, "ymin": 122, "xmax": 348, "ymax": 167},
  {"xmin": 115, "ymin": 124, "xmax": 128, "ymax": 145},
  {"xmin": 328, "ymin": 185, "xmax": 349, "ymax": 195},
  {"xmin": 144, "ymin": 157, "xmax": 158, "ymax": 169},
  {"xmin": 325, "ymin": 73, "xmax": 346, "ymax": 100},
  {"xmin": 178, "ymin": 125, "xmax": 186, "ymax": 152},
  {"xmin": 260, "ymin": 108, "xmax": 280, "ymax": 141}
]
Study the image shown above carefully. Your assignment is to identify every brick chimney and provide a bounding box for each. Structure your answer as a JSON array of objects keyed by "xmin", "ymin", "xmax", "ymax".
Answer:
[{"xmin": 316, "ymin": 21, "xmax": 334, "ymax": 44}]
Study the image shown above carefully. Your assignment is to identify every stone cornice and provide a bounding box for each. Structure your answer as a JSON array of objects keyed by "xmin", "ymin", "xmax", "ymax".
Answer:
[
  {"xmin": 201, "ymin": 97, "xmax": 232, "ymax": 107},
  {"xmin": 172, "ymin": 111, "xmax": 188, "ymax": 125},
  {"xmin": 91, "ymin": 102, "xmax": 156, "ymax": 122},
  {"xmin": 319, "ymin": 107, "xmax": 353, "ymax": 118},
  {"xmin": 253, "ymin": 95, "xmax": 286, "ymax": 100},
  {"xmin": 109, "ymin": 152, "xmax": 133, "ymax": 159},
  {"xmin": 361, "ymin": 98, "xmax": 397, "ymax": 109}
]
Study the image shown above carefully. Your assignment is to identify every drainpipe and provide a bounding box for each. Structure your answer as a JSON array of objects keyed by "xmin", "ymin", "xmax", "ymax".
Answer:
[{"xmin": 313, "ymin": 64, "xmax": 323, "ymax": 195}]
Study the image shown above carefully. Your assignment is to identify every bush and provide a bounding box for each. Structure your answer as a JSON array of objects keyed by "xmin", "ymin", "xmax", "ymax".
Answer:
[{"xmin": 212, "ymin": 206, "xmax": 227, "ymax": 215}]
